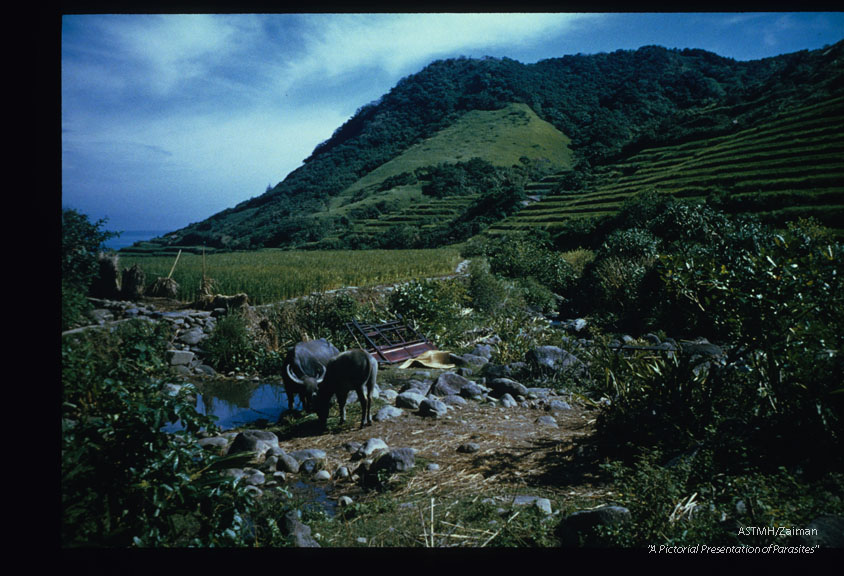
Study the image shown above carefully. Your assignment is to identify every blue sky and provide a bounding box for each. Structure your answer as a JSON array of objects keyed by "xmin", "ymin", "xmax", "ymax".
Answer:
[{"xmin": 61, "ymin": 12, "xmax": 844, "ymax": 233}]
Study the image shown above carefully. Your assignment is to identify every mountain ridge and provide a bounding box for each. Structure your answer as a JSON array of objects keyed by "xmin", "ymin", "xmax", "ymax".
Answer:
[{"xmin": 141, "ymin": 41, "xmax": 844, "ymax": 252}]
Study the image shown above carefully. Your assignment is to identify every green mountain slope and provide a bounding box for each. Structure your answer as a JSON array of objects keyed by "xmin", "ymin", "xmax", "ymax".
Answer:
[
  {"xmin": 142, "ymin": 41, "xmax": 844, "ymax": 252},
  {"xmin": 490, "ymin": 94, "xmax": 844, "ymax": 240}
]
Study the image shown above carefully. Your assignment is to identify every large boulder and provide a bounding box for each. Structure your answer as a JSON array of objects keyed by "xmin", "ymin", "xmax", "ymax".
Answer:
[
  {"xmin": 418, "ymin": 397, "xmax": 448, "ymax": 418},
  {"xmin": 487, "ymin": 377, "xmax": 528, "ymax": 399},
  {"xmin": 359, "ymin": 448, "xmax": 417, "ymax": 488},
  {"xmin": 428, "ymin": 372, "xmax": 467, "ymax": 397},
  {"xmin": 396, "ymin": 390, "xmax": 427, "ymax": 410},
  {"xmin": 227, "ymin": 430, "xmax": 279, "ymax": 460}
]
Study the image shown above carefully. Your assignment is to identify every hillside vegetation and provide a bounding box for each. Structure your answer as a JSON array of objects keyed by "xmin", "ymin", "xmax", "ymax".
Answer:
[
  {"xmin": 491, "ymin": 94, "xmax": 844, "ymax": 242},
  {"xmin": 139, "ymin": 41, "xmax": 844, "ymax": 252}
]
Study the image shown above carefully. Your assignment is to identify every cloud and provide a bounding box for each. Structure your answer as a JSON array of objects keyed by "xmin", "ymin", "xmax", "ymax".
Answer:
[{"xmin": 279, "ymin": 13, "xmax": 597, "ymax": 83}]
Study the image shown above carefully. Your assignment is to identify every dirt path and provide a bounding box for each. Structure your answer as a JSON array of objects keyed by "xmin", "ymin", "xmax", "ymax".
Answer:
[{"xmin": 274, "ymin": 371, "xmax": 612, "ymax": 509}]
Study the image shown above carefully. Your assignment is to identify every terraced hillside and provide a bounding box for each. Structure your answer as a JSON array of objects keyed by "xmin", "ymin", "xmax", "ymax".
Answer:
[
  {"xmin": 489, "ymin": 94, "xmax": 844, "ymax": 238},
  {"xmin": 306, "ymin": 103, "xmax": 573, "ymax": 247}
]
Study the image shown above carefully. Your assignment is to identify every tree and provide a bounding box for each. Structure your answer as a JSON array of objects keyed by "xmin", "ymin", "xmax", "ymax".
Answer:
[{"xmin": 62, "ymin": 208, "xmax": 119, "ymax": 330}]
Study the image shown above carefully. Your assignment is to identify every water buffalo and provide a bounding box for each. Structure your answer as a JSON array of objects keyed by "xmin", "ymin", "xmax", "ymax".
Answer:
[
  {"xmin": 315, "ymin": 349, "xmax": 378, "ymax": 430},
  {"xmin": 281, "ymin": 338, "xmax": 340, "ymax": 413}
]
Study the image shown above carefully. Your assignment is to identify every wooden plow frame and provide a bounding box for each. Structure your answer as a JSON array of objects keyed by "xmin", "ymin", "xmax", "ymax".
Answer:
[{"xmin": 345, "ymin": 316, "xmax": 437, "ymax": 364}]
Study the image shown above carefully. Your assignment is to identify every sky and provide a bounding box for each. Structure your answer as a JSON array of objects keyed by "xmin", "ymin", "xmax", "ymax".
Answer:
[{"xmin": 61, "ymin": 12, "xmax": 844, "ymax": 234}]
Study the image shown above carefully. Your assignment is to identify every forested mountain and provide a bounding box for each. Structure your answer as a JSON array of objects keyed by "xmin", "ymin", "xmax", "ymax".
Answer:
[{"xmin": 146, "ymin": 40, "xmax": 844, "ymax": 252}]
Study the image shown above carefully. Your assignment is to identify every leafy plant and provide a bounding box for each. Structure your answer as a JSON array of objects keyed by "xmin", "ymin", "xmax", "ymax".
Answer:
[
  {"xmin": 202, "ymin": 312, "xmax": 258, "ymax": 373},
  {"xmin": 61, "ymin": 208, "xmax": 119, "ymax": 330},
  {"xmin": 62, "ymin": 320, "xmax": 256, "ymax": 547}
]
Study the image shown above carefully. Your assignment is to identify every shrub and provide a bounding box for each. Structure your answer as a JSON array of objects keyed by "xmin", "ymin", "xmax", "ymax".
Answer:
[
  {"xmin": 659, "ymin": 218, "xmax": 843, "ymax": 469},
  {"xmin": 61, "ymin": 208, "xmax": 118, "ymax": 330},
  {"xmin": 62, "ymin": 320, "xmax": 256, "ymax": 547},
  {"xmin": 389, "ymin": 278, "xmax": 471, "ymax": 347},
  {"xmin": 203, "ymin": 312, "xmax": 257, "ymax": 373},
  {"xmin": 467, "ymin": 258, "xmax": 514, "ymax": 317}
]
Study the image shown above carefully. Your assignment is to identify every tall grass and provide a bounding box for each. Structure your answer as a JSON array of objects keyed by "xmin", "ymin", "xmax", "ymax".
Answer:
[{"xmin": 120, "ymin": 248, "xmax": 463, "ymax": 305}]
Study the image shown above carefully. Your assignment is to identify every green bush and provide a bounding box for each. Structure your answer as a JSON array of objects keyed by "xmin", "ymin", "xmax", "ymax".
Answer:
[
  {"xmin": 389, "ymin": 278, "xmax": 471, "ymax": 347},
  {"xmin": 659, "ymin": 218, "xmax": 843, "ymax": 469},
  {"xmin": 202, "ymin": 312, "xmax": 258, "ymax": 373},
  {"xmin": 467, "ymin": 258, "xmax": 514, "ymax": 316},
  {"xmin": 61, "ymin": 208, "xmax": 118, "ymax": 330},
  {"xmin": 62, "ymin": 320, "xmax": 256, "ymax": 547}
]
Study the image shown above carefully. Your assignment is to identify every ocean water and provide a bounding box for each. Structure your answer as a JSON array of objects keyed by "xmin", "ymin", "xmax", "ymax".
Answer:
[{"xmin": 103, "ymin": 230, "xmax": 169, "ymax": 251}]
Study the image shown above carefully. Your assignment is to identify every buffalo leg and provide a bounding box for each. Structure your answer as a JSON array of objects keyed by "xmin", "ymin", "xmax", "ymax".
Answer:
[{"xmin": 337, "ymin": 391, "xmax": 347, "ymax": 424}]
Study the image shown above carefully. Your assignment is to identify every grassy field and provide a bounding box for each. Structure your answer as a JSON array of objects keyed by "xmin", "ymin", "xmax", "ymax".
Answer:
[
  {"xmin": 489, "ymin": 95, "xmax": 844, "ymax": 238},
  {"xmin": 119, "ymin": 247, "xmax": 463, "ymax": 305}
]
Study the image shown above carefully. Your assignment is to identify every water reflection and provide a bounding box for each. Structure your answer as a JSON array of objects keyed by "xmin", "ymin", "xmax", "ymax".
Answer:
[{"xmin": 165, "ymin": 380, "xmax": 296, "ymax": 432}]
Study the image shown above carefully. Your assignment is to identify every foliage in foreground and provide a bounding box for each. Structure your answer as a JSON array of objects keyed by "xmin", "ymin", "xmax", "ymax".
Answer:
[
  {"xmin": 61, "ymin": 321, "xmax": 257, "ymax": 547},
  {"xmin": 62, "ymin": 208, "xmax": 118, "ymax": 330}
]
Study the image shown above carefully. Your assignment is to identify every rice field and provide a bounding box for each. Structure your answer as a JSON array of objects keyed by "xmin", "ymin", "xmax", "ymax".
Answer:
[
  {"xmin": 119, "ymin": 247, "xmax": 463, "ymax": 305},
  {"xmin": 488, "ymin": 94, "xmax": 844, "ymax": 237}
]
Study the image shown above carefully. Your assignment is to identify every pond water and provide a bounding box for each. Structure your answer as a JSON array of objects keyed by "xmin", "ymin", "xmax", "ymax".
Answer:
[{"xmin": 164, "ymin": 380, "xmax": 297, "ymax": 432}]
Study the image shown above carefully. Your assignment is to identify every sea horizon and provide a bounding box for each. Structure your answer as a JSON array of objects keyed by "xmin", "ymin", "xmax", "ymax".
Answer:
[{"xmin": 103, "ymin": 230, "xmax": 169, "ymax": 251}]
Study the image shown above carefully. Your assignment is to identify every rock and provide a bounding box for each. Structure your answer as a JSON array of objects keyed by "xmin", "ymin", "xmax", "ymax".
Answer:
[
  {"xmin": 168, "ymin": 349, "xmax": 195, "ymax": 366},
  {"xmin": 338, "ymin": 496, "xmax": 354, "ymax": 507},
  {"xmin": 488, "ymin": 378, "xmax": 529, "ymax": 399},
  {"xmin": 396, "ymin": 390, "xmax": 427, "ymax": 410},
  {"xmin": 536, "ymin": 415, "xmax": 558, "ymax": 428},
  {"xmin": 526, "ymin": 346, "xmax": 582, "ymax": 374},
  {"xmin": 272, "ymin": 471, "xmax": 287, "ymax": 483},
  {"xmin": 178, "ymin": 328, "xmax": 206, "ymax": 346},
  {"xmin": 426, "ymin": 463, "xmax": 440, "ymax": 471},
  {"xmin": 429, "ymin": 372, "xmax": 469, "ymax": 397},
  {"xmin": 400, "ymin": 379, "xmax": 430, "ymax": 393},
  {"xmin": 374, "ymin": 405, "xmax": 404, "ymax": 422},
  {"xmin": 513, "ymin": 495, "xmax": 553, "ymax": 515},
  {"xmin": 197, "ymin": 436, "xmax": 229, "ymax": 453},
  {"xmin": 194, "ymin": 364, "xmax": 217, "ymax": 376},
  {"xmin": 243, "ymin": 469, "xmax": 265, "ymax": 486},
  {"xmin": 643, "ymin": 333, "xmax": 661, "ymax": 345},
  {"xmin": 459, "ymin": 354, "xmax": 489, "ymax": 368},
  {"xmin": 470, "ymin": 343, "xmax": 494, "ymax": 359},
  {"xmin": 458, "ymin": 380, "xmax": 488, "ymax": 399},
  {"xmin": 87, "ymin": 308, "xmax": 114, "ymax": 324},
  {"xmin": 342, "ymin": 441, "xmax": 363, "ymax": 454},
  {"xmin": 545, "ymin": 399, "xmax": 572, "ymax": 412},
  {"xmin": 223, "ymin": 468, "xmax": 246, "ymax": 481},
  {"xmin": 499, "ymin": 393, "xmax": 518, "ymax": 408},
  {"xmin": 441, "ymin": 394, "xmax": 467, "ymax": 406},
  {"xmin": 798, "ymin": 515, "xmax": 844, "ymax": 548},
  {"xmin": 290, "ymin": 449, "xmax": 326, "ymax": 462},
  {"xmin": 681, "ymin": 339, "xmax": 724, "ymax": 360},
  {"xmin": 372, "ymin": 448, "xmax": 416, "ymax": 474},
  {"xmin": 457, "ymin": 442, "xmax": 480, "ymax": 453},
  {"xmin": 335, "ymin": 466, "xmax": 351, "ymax": 480},
  {"xmin": 418, "ymin": 397, "xmax": 448, "ymax": 418},
  {"xmin": 281, "ymin": 510, "xmax": 320, "ymax": 547},
  {"xmin": 300, "ymin": 459, "xmax": 324, "ymax": 475},
  {"xmin": 262, "ymin": 456, "xmax": 279, "ymax": 472},
  {"xmin": 276, "ymin": 452, "xmax": 301, "ymax": 474},
  {"xmin": 353, "ymin": 438, "xmax": 389, "ymax": 460},
  {"xmin": 227, "ymin": 430, "xmax": 279, "ymax": 459},
  {"xmin": 379, "ymin": 389, "xmax": 399, "ymax": 402},
  {"xmin": 314, "ymin": 470, "xmax": 331, "ymax": 481},
  {"xmin": 557, "ymin": 505, "xmax": 631, "ymax": 547}
]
